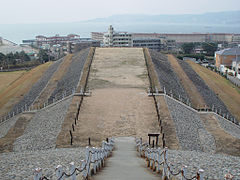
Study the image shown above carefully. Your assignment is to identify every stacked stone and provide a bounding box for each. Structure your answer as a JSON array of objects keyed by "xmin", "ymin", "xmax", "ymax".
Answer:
[
  {"xmin": 0, "ymin": 147, "xmax": 85, "ymax": 179},
  {"xmin": 10, "ymin": 58, "xmax": 64, "ymax": 115},
  {"xmin": 168, "ymin": 149, "xmax": 240, "ymax": 180},
  {"xmin": 48, "ymin": 48, "xmax": 90, "ymax": 102},
  {"xmin": 13, "ymin": 98, "xmax": 72, "ymax": 152},
  {"xmin": 216, "ymin": 115, "xmax": 240, "ymax": 139},
  {"xmin": 165, "ymin": 96, "xmax": 216, "ymax": 152},
  {"xmin": 149, "ymin": 50, "xmax": 189, "ymax": 102},
  {"xmin": 0, "ymin": 115, "xmax": 19, "ymax": 138},
  {"xmin": 177, "ymin": 59, "xmax": 234, "ymax": 119}
]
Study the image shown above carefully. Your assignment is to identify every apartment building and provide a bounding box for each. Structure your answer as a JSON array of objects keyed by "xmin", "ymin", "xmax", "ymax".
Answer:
[{"xmin": 103, "ymin": 25, "xmax": 132, "ymax": 47}]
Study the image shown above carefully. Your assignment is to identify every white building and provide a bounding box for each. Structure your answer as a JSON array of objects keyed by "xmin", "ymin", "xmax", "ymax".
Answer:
[{"xmin": 103, "ymin": 25, "xmax": 132, "ymax": 47}]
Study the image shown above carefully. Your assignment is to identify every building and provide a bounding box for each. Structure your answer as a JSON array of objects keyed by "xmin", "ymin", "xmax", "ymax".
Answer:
[
  {"xmin": 133, "ymin": 38, "xmax": 162, "ymax": 50},
  {"xmin": 35, "ymin": 34, "xmax": 81, "ymax": 47},
  {"xmin": 103, "ymin": 25, "xmax": 132, "ymax": 47},
  {"xmin": 67, "ymin": 39, "xmax": 100, "ymax": 53},
  {"xmin": 215, "ymin": 48, "xmax": 240, "ymax": 69},
  {"xmin": 91, "ymin": 32, "xmax": 104, "ymax": 44}
]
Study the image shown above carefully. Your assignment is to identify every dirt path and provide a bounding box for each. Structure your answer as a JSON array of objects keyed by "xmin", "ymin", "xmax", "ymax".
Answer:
[
  {"xmin": 167, "ymin": 55, "xmax": 206, "ymax": 109},
  {"xmin": 71, "ymin": 48, "xmax": 160, "ymax": 147},
  {"xmin": 33, "ymin": 54, "xmax": 72, "ymax": 106},
  {"xmin": 200, "ymin": 114, "xmax": 240, "ymax": 156}
]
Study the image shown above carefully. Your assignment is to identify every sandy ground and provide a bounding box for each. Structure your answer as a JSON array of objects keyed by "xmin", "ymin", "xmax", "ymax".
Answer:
[
  {"xmin": 88, "ymin": 48, "xmax": 149, "ymax": 89},
  {"xmin": 167, "ymin": 55, "xmax": 206, "ymax": 109},
  {"xmin": 71, "ymin": 48, "xmax": 160, "ymax": 147},
  {"xmin": 200, "ymin": 114, "xmax": 240, "ymax": 156}
]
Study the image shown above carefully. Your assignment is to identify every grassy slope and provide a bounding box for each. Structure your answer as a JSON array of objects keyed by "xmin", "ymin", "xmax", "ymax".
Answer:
[
  {"xmin": 0, "ymin": 62, "xmax": 53, "ymax": 116},
  {"xmin": 0, "ymin": 71, "xmax": 26, "ymax": 94},
  {"xmin": 187, "ymin": 60, "xmax": 240, "ymax": 121}
]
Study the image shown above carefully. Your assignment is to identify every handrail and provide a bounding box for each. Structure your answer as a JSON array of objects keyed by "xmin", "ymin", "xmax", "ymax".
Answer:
[
  {"xmin": 136, "ymin": 138, "xmax": 204, "ymax": 180},
  {"xmin": 136, "ymin": 138, "xmax": 237, "ymax": 180},
  {"xmin": 34, "ymin": 138, "xmax": 115, "ymax": 180},
  {"xmin": 149, "ymin": 86, "xmax": 240, "ymax": 127}
]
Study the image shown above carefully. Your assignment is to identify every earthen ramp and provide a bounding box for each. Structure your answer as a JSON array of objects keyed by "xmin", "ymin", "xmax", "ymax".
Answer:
[{"xmin": 70, "ymin": 48, "xmax": 160, "ymax": 147}]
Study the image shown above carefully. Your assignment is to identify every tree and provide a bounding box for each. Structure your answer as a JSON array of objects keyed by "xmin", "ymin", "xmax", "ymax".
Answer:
[
  {"xmin": 38, "ymin": 49, "xmax": 49, "ymax": 63},
  {"xmin": 19, "ymin": 51, "xmax": 30, "ymax": 61},
  {"xmin": 202, "ymin": 42, "xmax": 218, "ymax": 56},
  {"xmin": 181, "ymin": 43, "xmax": 195, "ymax": 54}
]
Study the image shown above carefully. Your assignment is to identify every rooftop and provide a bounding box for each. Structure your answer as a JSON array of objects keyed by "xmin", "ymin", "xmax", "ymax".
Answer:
[{"xmin": 216, "ymin": 48, "xmax": 240, "ymax": 56}]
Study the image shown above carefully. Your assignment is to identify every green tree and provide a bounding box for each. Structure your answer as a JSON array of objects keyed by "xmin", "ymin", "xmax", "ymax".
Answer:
[
  {"xmin": 202, "ymin": 42, "xmax": 218, "ymax": 56},
  {"xmin": 19, "ymin": 51, "xmax": 30, "ymax": 61},
  {"xmin": 38, "ymin": 49, "xmax": 49, "ymax": 63},
  {"xmin": 181, "ymin": 43, "xmax": 195, "ymax": 54}
]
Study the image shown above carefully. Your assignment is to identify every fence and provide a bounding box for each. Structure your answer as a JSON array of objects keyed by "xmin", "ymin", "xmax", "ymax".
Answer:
[
  {"xmin": 149, "ymin": 86, "xmax": 240, "ymax": 127},
  {"xmin": 34, "ymin": 138, "xmax": 115, "ymax": 180},
  {"xmin": 0, "ymin": 86, "xmax": 77, "ymax": 125},
  {"xmin": 136, "ymin": 138, "xmax": 206, "ymax": 180},
  {"xmin": 69, "ymin": 47, "xmax": 95, "ymax": 146},
  {"xmin": 136, "ymin": 138, "xmax": 237, "ymax": 180}
]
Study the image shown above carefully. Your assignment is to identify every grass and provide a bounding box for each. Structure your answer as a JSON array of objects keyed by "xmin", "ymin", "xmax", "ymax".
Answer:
[
  {"xmin": 0, "ymin": 71, "xmax": 26, "ymax": 94},
  {"xmin": 187, "ymin": 60, "xmax": 240, "ymax": 121},
  {"xmin": 0, "ymin": 62, "xmax": 53, "ymax": 116}
]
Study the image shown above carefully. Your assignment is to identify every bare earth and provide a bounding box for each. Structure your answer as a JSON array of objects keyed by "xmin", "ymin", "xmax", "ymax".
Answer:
[
  {"xmin": 72, "ymin": 48, "xmax": 160, "ymax": 147},
  {"xmin": 200, "ymin": 114, "xmax": 240, "ymax": 156},
  {"xmin": 167, "ymin": 55, "xmax": 206, "ymax": 109}
]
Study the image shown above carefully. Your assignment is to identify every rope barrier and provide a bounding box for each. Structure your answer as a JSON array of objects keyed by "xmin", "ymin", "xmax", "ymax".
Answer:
[
  {"xmin": 136, "ymin": 138, "xmax": 204, "ymax": 180},
  {"xmin": 34, "ymin": 138, "xmax": 115, "ymax": 180}
]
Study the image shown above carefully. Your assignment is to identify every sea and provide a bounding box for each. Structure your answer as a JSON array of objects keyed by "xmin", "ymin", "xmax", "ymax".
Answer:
[{"xmin": 1, "ymin": 22, "xmax": 240, "ymax": 44}]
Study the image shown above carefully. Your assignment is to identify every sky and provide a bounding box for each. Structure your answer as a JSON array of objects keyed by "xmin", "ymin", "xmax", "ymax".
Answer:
[{"xmin": 0, "ymin": 0, "xmax": 239, "ymax": 24}]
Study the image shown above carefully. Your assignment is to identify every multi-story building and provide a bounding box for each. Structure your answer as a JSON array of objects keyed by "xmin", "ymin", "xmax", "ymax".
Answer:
[
  {"xmin": 35, "ymin": 34, "xmax": 81, "ymax": 47},
  {"xmin": 91, "ymin": 32, "xmax": 104, "ymax": 44},
  {"xmin": 103, "ymin": 25, "xmax": 132, "ymax": 47},
  {"xmin": 133, "ymin": 38, "xmax": 162, "ymax": 50},
  {"xmin": 93, "ymin": 26, "xmax": 240, "ymax": 49}
]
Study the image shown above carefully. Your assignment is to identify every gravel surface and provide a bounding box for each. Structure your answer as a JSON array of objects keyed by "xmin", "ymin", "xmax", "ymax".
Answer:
[
  {"xmin": 149, "ymin": 50, "xmax": 189, "ymax": 102},
  {"xmin": 0, "ymin": 115, "xmax": 19, "ymax": 138},
  {"xmin": 10, "ymin": 58, "xmax": 64, "ymax": 115},
  {"xmin": 49, "ymin": 48, "xmax": 90, "ymax": 102},
  {"xmin": 0, "ymin": 147, "xmax": 85, "ymax": 180},
  {"xmin": 168, "ymin": 149, "xmax": 240, "ymax": 180},
  {"xmin": 13, "ymin": 98, "xmax": 72, "ymax": 152},
  {"xmin": 216, "ymin": 115, "xmax": 240, "ymax": 139},
  {"xmin": 177, "ymin": 59, "xmax": 234, "ymax": 119},
  {"xmin": 165, "ymin": 96, "xmax": 215, "ymax": 152}
]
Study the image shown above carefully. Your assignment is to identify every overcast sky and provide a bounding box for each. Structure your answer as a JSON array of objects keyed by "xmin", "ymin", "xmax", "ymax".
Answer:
[{"xmin": 0, "ymin": 0, "xmax": 239, "ymax": 24}]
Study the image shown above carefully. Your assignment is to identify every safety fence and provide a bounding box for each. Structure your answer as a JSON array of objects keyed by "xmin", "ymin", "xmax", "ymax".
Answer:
[
  {"xmin": 34, "ymin": 138, "xmax": 115, "ymax": 180},
  {"xmin": 136, "ymin": 138, "xmax": 205, "ymax": 180},
  {"xmin": 148, "ymin": 86, "xmax": 240, "ymax": 127},
  {"xmin": 136, "ymin": 138, "xmax": 237, "ymax": 180},
  {"xmin": 0, "ymin": 86, "xmax": 78, "ymax": 125},
  {"xmin": 69, "ymin": 47, "xmax": 95, "ymax": 146}
]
